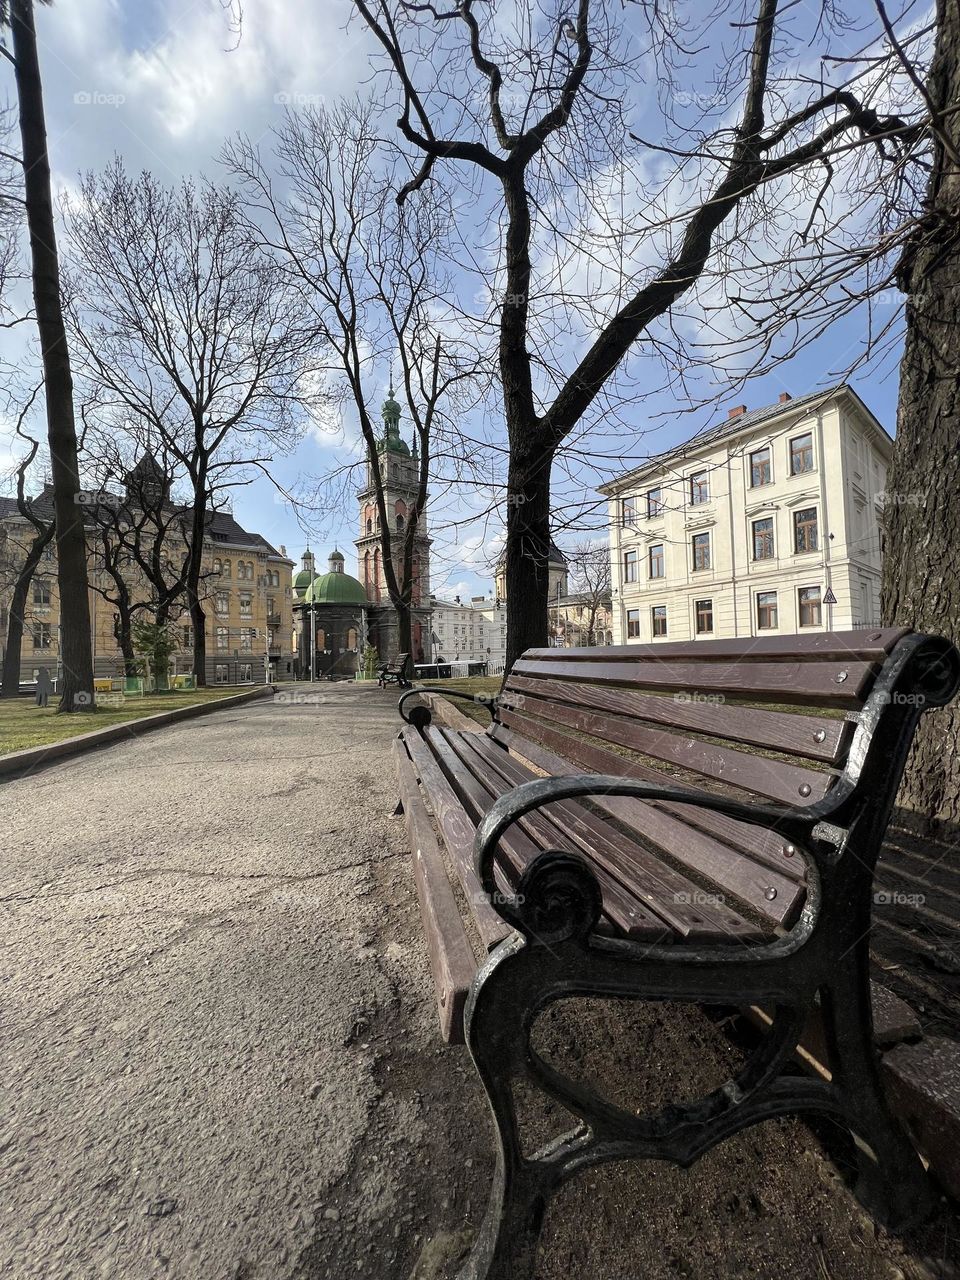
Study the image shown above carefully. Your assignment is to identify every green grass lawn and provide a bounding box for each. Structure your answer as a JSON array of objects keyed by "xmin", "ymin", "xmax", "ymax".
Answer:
[
  {"xmin": 413, "ymin": 675, "xmax": 503, "ymax": 725},
  {"xmin": 0, "ymin": 687, "xmax": 245, "ymax": 756}
]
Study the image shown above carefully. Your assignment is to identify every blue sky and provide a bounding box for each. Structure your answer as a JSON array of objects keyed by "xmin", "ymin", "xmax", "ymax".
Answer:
[{"xmin": 0, "ymin": 0, "xmax": 914, "ymax": 600}]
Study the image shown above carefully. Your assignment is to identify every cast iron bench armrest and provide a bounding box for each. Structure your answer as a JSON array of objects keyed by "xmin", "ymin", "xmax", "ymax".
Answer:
[
  {"xmin": 474, "ymin": 773, "xmax": 820, "ymax": 934},
  {"xmin": 398, "ymin": 686, "xmax": 499, "ymax": 725}
]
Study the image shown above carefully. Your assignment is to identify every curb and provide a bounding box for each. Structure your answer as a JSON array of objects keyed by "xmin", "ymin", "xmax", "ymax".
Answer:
[{"xmin": 0, "ymin": 684, "xmax": 276, "ymax": 780}]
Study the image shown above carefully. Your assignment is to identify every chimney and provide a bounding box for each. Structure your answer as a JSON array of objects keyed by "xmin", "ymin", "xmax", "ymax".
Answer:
[
  {"xmin": 779, "ymin": 391, "xmax": 792, "ymax": 404},
  {"xmin": 728, "ymin": 404, "xmax": 747, "ymax": 419}
]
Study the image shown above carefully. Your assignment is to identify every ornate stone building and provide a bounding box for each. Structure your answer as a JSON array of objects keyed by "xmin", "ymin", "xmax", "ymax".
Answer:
[
  {"xmin": 0, "ymin": 464, "xmax": 295, "ymax": 685},
  {"xmin": 291, "ymin": 386, "xmax": 434, "ymax": 676}
]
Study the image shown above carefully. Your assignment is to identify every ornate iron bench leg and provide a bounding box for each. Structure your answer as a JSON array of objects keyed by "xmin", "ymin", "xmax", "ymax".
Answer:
[{"xmin": 820, "ymin": 951, "xmax": 936, "ymax": 1227}]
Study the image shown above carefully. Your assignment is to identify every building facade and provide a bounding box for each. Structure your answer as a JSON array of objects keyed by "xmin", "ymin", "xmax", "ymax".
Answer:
[
  {"xmin": 600, "ymin": 385, "xmax": 890, "ymax": 644},
  {"xmin": 549, "ymin": 593, "xmax": 614, "ymax": 647},
  {"xmin": 355, "ymin": 386, "xmax": 433, "ymax": 664},
  {"xmin": 0, "ymin": 473, "xmax": 295, "ymax": 685}
]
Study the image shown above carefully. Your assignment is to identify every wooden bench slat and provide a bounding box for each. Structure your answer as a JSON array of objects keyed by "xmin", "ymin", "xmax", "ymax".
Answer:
[
  {"xmin": 521, "ymin": 628, "xmax": 910, "ymax": 664},
  {"xmin": 472, "ymin": 727, "xmax": 804, "ymax": 928},
  {"xmin": 491, "ymin": 720, "xmax": 805, "ymax": 882},
  {"xmin": 401, "ymin": 731, "xmax": 513, "ymax": 951},
  {"xmin": 503, "ymin": 675, "xmax": 850, "ymax": 764},
  {"xmin": 510, "ymin": 656, "xmax": 876, "ymax": 705},
  {"xmin": 438, "ymin": 729, "xmax": 676, "ymax": 940},
  {"xmin": 498, "ymin": 691, "xmax": 834, "ymax": 806},
  {"xmin": 393, "ymin": 739, "xmax": 477, "ymax": 1042},
  {"xmin": 454, "ymin": 730, "xmax": 769, "ymax": 941},
  {"xmin": 426, "ymin": 727, "xmax": 667, "ymax": 940}
]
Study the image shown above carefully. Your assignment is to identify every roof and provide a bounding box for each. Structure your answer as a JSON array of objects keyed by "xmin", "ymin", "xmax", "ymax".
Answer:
[
  {"xmin": 597, "ymin": 383, "xmax": 891, "ymax": 495},
  {"xmin": 496, "ymin": 538, "xmax": 567, "ymax": 569},
  {"xmin": 0, "ymin": 485, "xmax": 290, "ymax": 560},
  {"xmin": 303, "ymin": 570, "xmax": 368, "ymax": 606}
]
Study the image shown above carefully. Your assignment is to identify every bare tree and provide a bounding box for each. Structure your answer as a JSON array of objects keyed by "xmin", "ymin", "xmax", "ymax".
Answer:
[
  {"xmin": 881, "ymin": 0, "xmax": 960, "ymax": 828},
  {"xmin": 0, "ymin": 388, "xmax": 54, "ymax": 696},
  {"xmin": 2, "ymin": 0, "xmax": 94, "ymax": 709},
  {"xmin": 353, "ymin": 0, "xmax": 932, "ymax": 670},
  {"xmin": 562, "ymin": 540, "xmax": 611, "ymax": 647},
  {"xmin": 224, "ymin": 99, "xmax": 484, "ymax": 657},
  {"xmin": 63, "ymin": 163, "xmax": 306, "ymax": 684}
]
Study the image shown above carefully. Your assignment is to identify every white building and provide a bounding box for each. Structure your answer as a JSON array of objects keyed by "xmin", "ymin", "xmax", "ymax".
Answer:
[
  {"xmin": 476, "ymin": 596, "xmax": 508, "ymax": 670},
  {"xmin": 600, "ymin": 385, "xmax": 891, "ymax": 644},
  {"xmin": 429, "ymin": 595, "xmax": 488, "ymax": 663}
]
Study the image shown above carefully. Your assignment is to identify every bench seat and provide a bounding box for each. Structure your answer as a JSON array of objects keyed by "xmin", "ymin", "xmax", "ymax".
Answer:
[{"xmin": 392, "ymin": 628, "xmax": 960, "ymax": 1280}]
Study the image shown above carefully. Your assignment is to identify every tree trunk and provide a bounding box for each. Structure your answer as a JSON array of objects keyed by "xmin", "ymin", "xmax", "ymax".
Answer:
[
  {"xmin": 11, "ymin": 0, "xmax": 94, "ymax": 712},
  {"xmin": 186, "ymin": 482, "xmax": 208, "ymax": 686},
  {"xmin": 395, "ymin": 600, "xmax": 412, "ymax": 659},
  {"xmin": 880, "ymin": 0, "xmax": 960, "ymax": 829},
  {"xmin": 2, "ymin": 561, "xmax": 40, "ymax": 696},
  {"xmin": 503, "ymin": 445, "xmax": 553, "ymax": 672},
  {"xmin": 112, "ymin": 606, "xmax": 137, "ymax": 677}
]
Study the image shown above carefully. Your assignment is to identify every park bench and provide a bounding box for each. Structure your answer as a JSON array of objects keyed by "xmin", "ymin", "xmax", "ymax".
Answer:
[
  {"xmin": 377, "ymin": 651, "xmax": 412, "ymax": 689},
  {"xmin": 392, "ymin": 628, "xmax": 960, "ymax": 1280}
]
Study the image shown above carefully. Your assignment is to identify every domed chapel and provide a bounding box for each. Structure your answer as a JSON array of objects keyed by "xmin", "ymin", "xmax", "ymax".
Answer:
[{"xmin": 292, "ymin": 387, "xmax": 433, "ymax": 678}]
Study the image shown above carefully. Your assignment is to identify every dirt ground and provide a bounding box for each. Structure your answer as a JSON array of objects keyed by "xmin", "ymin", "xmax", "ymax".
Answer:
[{"xmin": 299, "ymin": 844, "xmax": 960, "ymax": 1280}]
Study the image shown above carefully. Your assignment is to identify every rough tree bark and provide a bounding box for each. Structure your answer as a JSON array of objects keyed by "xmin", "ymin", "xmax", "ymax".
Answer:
[
  {"xmin": 10, "ymin": 0, "xmax": 94, "ymax": 710},
  {"xmin": 881, "ymin": 0, "xmax": 960, "ymax": 829},
  {"xmin": 0, "ymin": 523, "xmax": 54, "ymax": 696}
]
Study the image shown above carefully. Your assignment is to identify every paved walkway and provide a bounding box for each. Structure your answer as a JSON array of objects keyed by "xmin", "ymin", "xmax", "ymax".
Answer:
[{"xmin": 2, "ymin": 685, "xmax": 953, "ymax": 1279}]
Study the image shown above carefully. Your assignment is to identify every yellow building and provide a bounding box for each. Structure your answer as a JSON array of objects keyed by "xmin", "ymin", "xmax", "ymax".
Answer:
[
  {"xmin": 0, "ymin": 470, "xmax": 294, "ymax": 686},
  {"xmin": 600, "ymin": 385, "xmax": 890, "ymax": 643}
]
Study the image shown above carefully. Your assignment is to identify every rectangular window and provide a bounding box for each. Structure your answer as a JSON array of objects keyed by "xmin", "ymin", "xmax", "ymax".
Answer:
[
  {"xmin": 798, "ymin": 586, "xmax": 822, "ymax": 627},
  {"xmin": 790, "ymin": 432, "xmax": 814, "ymax": 475},
  {"xmin": 646, "ymin": 487, "xmax": 663, "ymax": 519},
  {"xmin": 793, "ymin": 506, "xmax": 819, "ymax": 553},
  {"xmin": 181, "ymin": 626, "xmax": 193, "ymax": 648},
  {"xmin": 238, "ymin": 662, "xmax": 253, "ymax": 682},
  {"xmin": 623, "ymin": 549, "xmax": 638, "ymax": 583},
  {"xmin": 689, "ymin": 471, "xmax": 709, "ymax": 505},
  {"xmin": 626, "ymin": 608, "xmax": 641, "ymax": 638},
  {"xmin": 221, "ymin": 560, "xmax": 231, "ymax": 579},
  {"xmin": 651, "ymin": 605, "xmax": 667, "ymax": 637},
  {"xmin": 240, "ymin": 627, "xmax": 255, "ymax": 652},
  {"xmin": 750, "ymin": 446, "xmax": 772, "ymax": 487},
  {"xmin": 648, "ymin": 544, "xmax": 664, "ymax": 579},
  {"xmin": 216, "ymin": 626, "xmax": 229, "ymax": 651},
  {"xmin": 215, "ymin": 592, "xmax": 229, "ymax": 615},
  {"xmin": 692, "ymin": 532, "xmax": 711, "ymax": 571},
  {"xmin": 215, "ymin": 664, "xmax": 229, "ymax": 684},
  {"xmin": 622, "ymin": 496, "xmax": 637, "ymax": 526},
  {"xmin": 756, "ymin": 591, "xmax": 778, "ymax": 630},
  {"xmin": 752, "ymin": 517, "xmax": 774, "ymax": 560},
  {"xmin": 33, "ymin": 578, "xmax": 51, "ymax": 605},
  {"xmin": 694, "ymin": 599, "xmax": 713, "ymax": 634},
  {"xmin": 239, "ymin": 595, "xmax": 253, "ymax": 617},
  {"xmin": 32, "ymin": 622, "xmax": 51, "ymax": 649}
]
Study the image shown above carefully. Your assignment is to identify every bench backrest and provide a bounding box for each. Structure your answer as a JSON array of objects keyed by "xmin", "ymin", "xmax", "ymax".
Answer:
[{"xmin": 491, "ymin": 628, "xmax": 956, "ymax": 813}]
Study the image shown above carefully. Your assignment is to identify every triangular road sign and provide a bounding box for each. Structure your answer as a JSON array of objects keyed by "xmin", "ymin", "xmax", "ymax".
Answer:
[{"xmin": 823, "ymin": 587, "xmax": 837, "ymax": 605}]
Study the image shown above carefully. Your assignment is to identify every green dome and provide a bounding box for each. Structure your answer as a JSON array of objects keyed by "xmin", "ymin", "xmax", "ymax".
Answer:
[
  {"xmin": 303, "ymin": 570, "xmax": 368, "ymax": 606},
  {"xmin": 293, "ymin": 568, "xmax": 314, "ymax": 597}
]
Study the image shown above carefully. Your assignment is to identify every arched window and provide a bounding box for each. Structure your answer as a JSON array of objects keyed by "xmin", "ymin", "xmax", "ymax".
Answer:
[
  {"xmin": 222, "ymin": 560, "xmax": 231, "ymax": 579},
  {"xmin": 396, "ymin": 513, "xmax": 404, "ymax": 532},
  {"xmin": 213, "ymin": 558, "xmax": 221, "ymax": 575},
  {"xmin": 347, "ymin": 627, "xmax": 358, "ymax": 650},
  {"xmin": 373, "ymin": 548, "xmax": 381, "ymax": 597},
  {"xmin": 366, "ymin": 518, "xmax": 373, "ymax": 535},
  {"xmin": 316, "ymin": 628, "xmax": 326, "ymax": 650}
]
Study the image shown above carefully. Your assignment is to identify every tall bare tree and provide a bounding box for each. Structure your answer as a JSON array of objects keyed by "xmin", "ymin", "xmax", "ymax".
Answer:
[
  {"xmin": 881, "ymin": 0, "xmax": 960, "ymax": 827},
  {"xmin": 3, "ymin": 0, "xmax": 94, "ymax": 709},
  {"xmin": 0, "ymin": 391, "xmax": 54, "ymax": 696},
  {"xmin": 64, "ymin": 163, "xmax": 305, "ymax": 684},
  {"xmin": 224, "ymin": 100, "xmax": 483, "ymax": 657},
  {"xmin": 354, "ymin": 0, "xmax": 931, "ymax": 670},
  {"xmin": 562, "ymin": 540, "xmax": 611, "ymax": 647}
]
